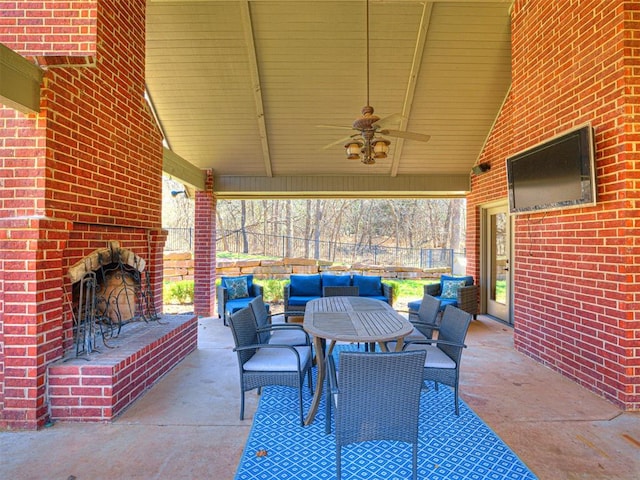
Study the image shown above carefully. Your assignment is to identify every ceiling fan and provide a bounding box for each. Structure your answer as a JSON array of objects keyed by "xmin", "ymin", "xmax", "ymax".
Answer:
[{"xmin": 319, "ymin": 0, "xmax": 431, "ymax": 164}]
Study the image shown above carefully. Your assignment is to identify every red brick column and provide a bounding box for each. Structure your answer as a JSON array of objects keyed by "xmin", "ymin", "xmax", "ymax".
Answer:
[
  {"xmin": 147, "ymin": 228, "xmax": 168, "ymax": 315},
  {"xmin": 0, "ymin": 217, "xmax": 71, "ymax": 429},
  {"xmin": 193, "ymin": 170, "xmax": 216, "ymax": 316}
]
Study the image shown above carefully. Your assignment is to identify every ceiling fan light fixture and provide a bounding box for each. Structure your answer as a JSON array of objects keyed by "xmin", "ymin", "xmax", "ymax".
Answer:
[
  {"xmin": 372, "ymin": 137, "xmax": 390, "ymax": 158},
  {"xmin": 345, "ymin": 140, "xmax": 364, "ymax": 160}
]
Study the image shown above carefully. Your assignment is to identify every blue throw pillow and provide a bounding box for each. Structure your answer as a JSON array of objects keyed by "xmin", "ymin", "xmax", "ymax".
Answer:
[
  {"xmin": 440, "ymin": 275, "xmax": 473, "ymax": 290},
  {"xmin": 321, "ymin": 274, "xmax": 351, "ymax": 287},
  {"xmin": 226, "ymin": 276, "xmax": 249, "ymax": 300},
  {"xmin": 290, "ymin": 274, "xmax": 322, "ymax": 297},
  {"xmin": 222, "ymin": 275, "xmax": 254, "ymax": 292},
  {"xmin": 352, "ymin": 275, "xmax": 382, "ymax": 296},
  {"xmin": 440, "ymin": 279, "xmax": 466, "ymax": 299}
]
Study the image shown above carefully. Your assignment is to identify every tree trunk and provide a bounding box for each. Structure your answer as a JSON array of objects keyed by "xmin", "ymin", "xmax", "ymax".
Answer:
[
  {"xmin": 241, "ymin": 200, "xmax": 249, "ymax": 253},
  {"xmin": 285, "ymin": 200, "xmax": 292, "ymax": 257},
  {"xmin": 313, "ymin": 200, "xmax": 323, "ymax": 259}
]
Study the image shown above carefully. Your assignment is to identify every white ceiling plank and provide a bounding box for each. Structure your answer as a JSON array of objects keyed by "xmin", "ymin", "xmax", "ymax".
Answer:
[{"xmin": 146, "ymin": 0, "xmax": 513, "ymax": 193}]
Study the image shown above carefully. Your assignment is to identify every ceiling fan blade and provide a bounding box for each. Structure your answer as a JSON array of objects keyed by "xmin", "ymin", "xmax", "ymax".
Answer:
[
  {"xmin": 321, "ymin": 135, "xmax": 356, "ymax": 150},
  {"xmin": 374, "ymin": 112, "xmax": 403, "ymax": 128},
  {"xmin": 316, "ymin": 124, "xmax": 355, "ymax": 131},
  {"xmin": 379, "ymin": 129, "xmax": 431, "ymax": 142}
]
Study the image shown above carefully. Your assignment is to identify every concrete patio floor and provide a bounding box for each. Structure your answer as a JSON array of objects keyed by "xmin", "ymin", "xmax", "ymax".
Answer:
[{"xmin": 1, "ymin": 314, "xmax": 638, "ymax": 480}]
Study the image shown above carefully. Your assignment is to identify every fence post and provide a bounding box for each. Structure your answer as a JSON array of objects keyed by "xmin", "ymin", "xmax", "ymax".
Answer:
[{"xmin": 450, "ymin": 248, "xmax": 454, "ymax": 273}]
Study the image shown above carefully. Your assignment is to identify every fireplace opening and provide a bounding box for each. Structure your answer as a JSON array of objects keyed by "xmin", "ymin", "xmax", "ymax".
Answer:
[{"xmin": 67, "ymin": 241, "xmax": 159, "ymax": 357}]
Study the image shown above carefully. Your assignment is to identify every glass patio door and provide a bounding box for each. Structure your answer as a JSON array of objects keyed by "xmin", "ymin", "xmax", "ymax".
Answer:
[{"xmin": 484, "ymin": 204, "xmax": 511, "ymax": 323}]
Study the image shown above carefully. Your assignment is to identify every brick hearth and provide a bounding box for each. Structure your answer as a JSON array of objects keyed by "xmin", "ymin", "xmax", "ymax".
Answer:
[{"xmin": 47, "ymin": 315, "xmax": 198, "ymax": 422}]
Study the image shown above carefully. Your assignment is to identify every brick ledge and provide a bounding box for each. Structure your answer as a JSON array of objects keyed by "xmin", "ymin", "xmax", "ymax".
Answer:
[{"xmin": 47, "ymin": 314, "xmax": 198, "ymax": 422}]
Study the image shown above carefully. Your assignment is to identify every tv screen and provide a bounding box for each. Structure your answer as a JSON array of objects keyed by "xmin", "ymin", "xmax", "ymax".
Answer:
[{"xmin": 507, "ymin": 124, "xmax": 596, "ymax": 214}]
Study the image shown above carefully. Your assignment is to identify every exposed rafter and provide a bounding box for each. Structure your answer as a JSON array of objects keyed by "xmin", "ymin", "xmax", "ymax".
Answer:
[
  {"xmin": 240, "ymin": 1, "xmax": 272, "ymax": 177},
  {"xmin": 390, "ymin": 2, "xmax": 433, "ymax": 177}
]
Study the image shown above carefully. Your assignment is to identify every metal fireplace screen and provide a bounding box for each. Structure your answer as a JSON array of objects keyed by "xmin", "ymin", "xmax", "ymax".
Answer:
[{"xmin": 71, "ymin": 252, "xmax": 159, "ymax": 357}]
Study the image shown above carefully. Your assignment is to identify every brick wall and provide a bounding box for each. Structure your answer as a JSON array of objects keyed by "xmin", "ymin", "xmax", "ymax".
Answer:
[
  {"xmin": 467, "ymin": 0, "xmax": 639, "ymax": 410},
  {"xmin": 0, "ymin": 0, "xmax": 166, "ymax": 428},
  {"xmin": 0, "ymin": 2, "xmax": 97, "ymax": 57}
]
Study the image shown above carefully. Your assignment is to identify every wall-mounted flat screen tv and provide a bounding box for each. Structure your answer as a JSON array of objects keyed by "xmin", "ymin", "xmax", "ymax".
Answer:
[{"xmin": 506, "ymin": 124, "xmax": 597, "ymax": 215}]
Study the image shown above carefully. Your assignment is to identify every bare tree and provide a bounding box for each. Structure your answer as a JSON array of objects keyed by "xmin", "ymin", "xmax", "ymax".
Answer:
[
  {"xmin": 241, "ymin": 200, "xmax": 249, "ymax": 253},
  {"xmin": 285, "ymin": 200, "xmax": 292, "ymax": 257},
  {"xmin": 313, "ymin": 200, "xmax": 323, "ymax": 259},
  {"xmin": 209, "ymin": 198, "xmax": 466, "ymax": 264}
]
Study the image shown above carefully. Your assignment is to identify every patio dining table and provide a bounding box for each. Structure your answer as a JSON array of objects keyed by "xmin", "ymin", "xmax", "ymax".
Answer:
[{"xmin": 302, "ymin": 296, "xmax": 413, "ymax": 425}]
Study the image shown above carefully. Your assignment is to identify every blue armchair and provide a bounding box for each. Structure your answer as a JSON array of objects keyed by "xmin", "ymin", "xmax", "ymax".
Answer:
[
  {"xmin": 216, "ymin": 275, "xmax": 267, "ymax": 325},
  {"xmin": 408, "ymin": 275, "xmax": 478, "ymax": 319}
]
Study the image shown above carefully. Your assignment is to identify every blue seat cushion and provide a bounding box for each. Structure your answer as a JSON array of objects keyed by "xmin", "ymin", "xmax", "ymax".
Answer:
[
  {"xmin": 407, "ymin": 299, "xmax": 422, "ymax": 311},
  {"xmin": 352, "ymin": 275, "xmax": 382, "ymax": 296},
  {"xmin": 289, "ymin": 274, "xmax": 322, "ymax": 297},
  {"xmin": 287, "ymin": 295, "xmax": 319, "ymax": 306},
  {"xmin": 408, "ymin": 297, "xmax": 456, "ymax": 312},
  {"xmin": 360, "ymin": 294, "xmax": 389, "ymax": 304},
  {"xmin": 226, "ymin": 298, "xmax": 270, "ymax": 314},
  {"xmin": 225, "ymin": 298, "xmax": 253, "ymax": 314},
  {"xmin": 321, "ymin": 273, "xmax": 351, "ymax": 287}
]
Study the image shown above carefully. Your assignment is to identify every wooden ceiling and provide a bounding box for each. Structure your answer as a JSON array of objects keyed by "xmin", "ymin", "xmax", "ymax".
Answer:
[{"xmin": 146, "ymin": 0, "xmax": 512, "ymax": 198}]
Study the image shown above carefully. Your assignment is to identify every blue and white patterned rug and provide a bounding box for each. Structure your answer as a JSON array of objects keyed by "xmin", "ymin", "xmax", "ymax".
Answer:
[{"xmin": 234, "ymin": 347, "xmax": 537, "ymax": 480}]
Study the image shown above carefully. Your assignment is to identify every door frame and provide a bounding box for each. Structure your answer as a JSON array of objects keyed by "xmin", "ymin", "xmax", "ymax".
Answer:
[{"xmin": 479, "ymin": 199, "xmax": 513, "ymax": 324}]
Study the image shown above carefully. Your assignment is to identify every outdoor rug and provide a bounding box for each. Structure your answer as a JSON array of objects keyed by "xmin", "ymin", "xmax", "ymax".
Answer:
[{"xmin": 234, "ymin": 346, "xmax": 538, "ymax": 480}]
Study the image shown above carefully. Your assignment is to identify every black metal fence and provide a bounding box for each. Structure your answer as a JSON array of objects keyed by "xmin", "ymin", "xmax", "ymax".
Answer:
[
  {"xmin": 165, "ymin": 228, "xmax": 460, "ymax": 271},
  {"xmin": 164, "ymin": 228, "xmax": 193, "ymax": 253}
]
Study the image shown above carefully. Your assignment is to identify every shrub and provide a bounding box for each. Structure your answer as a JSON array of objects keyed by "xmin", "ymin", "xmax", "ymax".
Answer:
[
  {"xmin": 163, "ymin": 280, "xmax": 194, "ymax": 304},
  {"xmin": 255, "ymin": 279, "xmax": 287, "ymax": 303},
  {"xmin": 385, "ymin": 279, "xmax": 437, "ymax": 303}
]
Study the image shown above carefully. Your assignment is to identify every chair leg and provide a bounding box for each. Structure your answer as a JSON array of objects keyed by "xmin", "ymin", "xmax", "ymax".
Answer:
[
  {"xmin": 307, "ymin": 369, "xmax": 313, "ymax": 393},
  {"xmin": 325, "ymin": 393, "xmax": 331, "ymax": 434},
  {"xmin": 454, "ymin": 385, "xmax": 460, "ymax": 416},
  {"xmin": 325, "ymin": 371, "xmax": 332, "ymax": 434},
  {"xmin": 298, "ymin": 383, "xmax": 304, "ymax": 426},
  {"xmin": 240, "ymin": 390, "xmax": 245, "ymax": 420},
  {"xmin": 412, "ymin": 442, "xmax": 418, "ymax": 480},
  {"xmin": 336, "ymin": 445, "xmax": 342, "ymax": 480}
]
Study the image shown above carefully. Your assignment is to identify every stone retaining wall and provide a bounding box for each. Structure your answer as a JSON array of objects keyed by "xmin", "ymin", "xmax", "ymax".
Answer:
[{"xmin": 163, "ymin": 252, "xmax": 447, "ymax": 282}]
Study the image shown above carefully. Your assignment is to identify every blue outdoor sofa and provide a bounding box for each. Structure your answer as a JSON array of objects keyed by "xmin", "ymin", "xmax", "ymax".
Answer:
[{"xmin": 283, "ymin": 273, "xmax": 393, "ymax": 320}]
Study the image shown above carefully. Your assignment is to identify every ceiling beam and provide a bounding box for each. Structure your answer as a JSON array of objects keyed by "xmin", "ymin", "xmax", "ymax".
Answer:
[
  {"xmin": 163, "ymin": 147, "xmax": 206, "ymax": 190},
  {"xmin": 0, "ymin": 43, "xmax": 43, "ymax": 113},
  {"xmin": 150, "ymin": 0, "xmax": 510, "ymax": 3},
  {"xmin": 390, "ymin": 1, "xmax": 432, "ymax": 177},
  {"xmin": 240, "ymin": 1, "xmax": 273, "ymax": 177},
  {"xmin": 214, "ymin": 174, "xmax": 470, "ymax": 199}
]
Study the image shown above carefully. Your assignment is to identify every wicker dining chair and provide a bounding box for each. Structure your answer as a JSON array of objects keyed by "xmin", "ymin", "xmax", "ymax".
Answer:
[
  {"xmin": 387, "ymin": 294, "xmax": 443, "ymax": 352},
  {"xmin": 248, "ymin": 296, "xmax": 309, "ymax": 346},
  {"xmin": 404, "ymin": 305, "xmax": 472, "ymax": 415},
  {"xmin": 322, "ymin": 285, "xmax": 359, "ymax": 297},
  {"xmin": 325, "ymin": 350, "xmax": 427, "ymax": 480},
  {"xmin": 228, "ymin": 306, "xmax": 313, "ymax": 426}
]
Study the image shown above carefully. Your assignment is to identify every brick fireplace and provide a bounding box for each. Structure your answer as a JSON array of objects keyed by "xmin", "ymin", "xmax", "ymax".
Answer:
[
  {"xmin": 42, "ymin": 238, "xmax": 198, "ymax": 423},
  {"xmin": 0, "ymin": 1, "xmax": 201, "ymax": 429}
]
